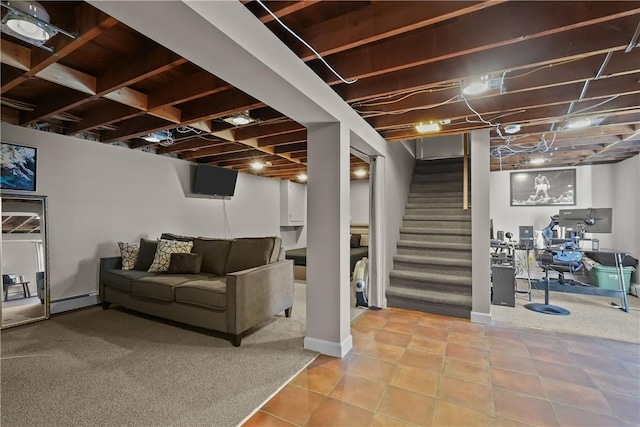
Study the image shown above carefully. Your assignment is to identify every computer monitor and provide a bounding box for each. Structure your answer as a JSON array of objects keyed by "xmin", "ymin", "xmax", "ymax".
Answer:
[
  {"xmin": 558, "ymin": 208, "xmax": 612, "ymax": 233},
  {"xmin": 519, "ymin": 226, "xmax": 534, "ymax": 249}
]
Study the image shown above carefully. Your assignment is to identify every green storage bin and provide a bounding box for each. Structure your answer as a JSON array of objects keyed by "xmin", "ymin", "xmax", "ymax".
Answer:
[{"xmin": 589, "ymin": 265, "xmax": 634, "ymax": 293}]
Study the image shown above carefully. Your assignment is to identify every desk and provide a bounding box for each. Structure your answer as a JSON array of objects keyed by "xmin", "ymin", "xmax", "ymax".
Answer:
[{"xmin": 527, "ymin": 247, "xmax": 630, "ymax": 315}]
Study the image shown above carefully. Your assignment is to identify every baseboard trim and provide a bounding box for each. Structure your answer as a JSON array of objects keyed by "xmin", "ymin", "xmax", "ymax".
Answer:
[
  {"xmin": 51, "ymin": 293, "xmax": 99, "ymax": 314},
  {"xmin": 470, "ymin": 311, "xmax": 492, "ymax": 324},
  {"xmin": 304, "ymin": 335, "xmax": 353, "ymax": 358}
]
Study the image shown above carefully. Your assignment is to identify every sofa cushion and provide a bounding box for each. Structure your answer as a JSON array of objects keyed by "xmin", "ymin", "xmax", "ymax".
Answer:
[
  {"xmin": 118, "ymin": 242, "xmax": 139, "ymax": 270},
  {"xmin": 148, "ymin": 239, "xmax": 194, "ymax": 273},
  {"xmin": 192, "ymin": 238, "xmax": 232, "ymax": 276},
  {"xmin": 102, "ymin": 269, "xmax": 151, "ymax": 292},
  {"xmin": 131, "ymin": 275, "xmax": 194, "ymax": 301},
  {"xmin": 168, "ymin": 253, "xmax": 203, "ymax": 274},
  {"xmin": 225, "ymin": 237, "xmax": 276, "ymax": 274},
  {"xmin": 175, "ymin": 279, "xmax": 227, "ymax": 310},
  {"xmin": 134, "ymin": 238, "xmax": 158, "ymax": 271}
]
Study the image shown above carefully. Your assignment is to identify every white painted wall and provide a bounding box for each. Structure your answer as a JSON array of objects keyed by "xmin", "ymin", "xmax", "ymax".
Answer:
[
  {"xmin": 490, "ymin": 166, "xmax": 593, "ymax": 241},
  {"xmin": 490, "ymin": 160, "xmax": 639, "ymax": 281},
  {"xmin": 1, "ymin": 124, "xmax": 281, "ymax": 303}
]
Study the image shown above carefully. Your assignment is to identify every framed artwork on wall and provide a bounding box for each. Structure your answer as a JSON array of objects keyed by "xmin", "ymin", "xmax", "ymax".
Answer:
[
  {"xmin": 1, "ymin": 142, "xmax": 37, "ymax": 192},
  {"xmin": 510, "ymin": 169, "xmax": 576, "ymax": 206}
]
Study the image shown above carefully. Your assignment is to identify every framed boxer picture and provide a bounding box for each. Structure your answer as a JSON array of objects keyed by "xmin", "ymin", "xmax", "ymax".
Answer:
[{"xmin": 510, "ymin": 169, "xmax": 576, "ymax": 206}]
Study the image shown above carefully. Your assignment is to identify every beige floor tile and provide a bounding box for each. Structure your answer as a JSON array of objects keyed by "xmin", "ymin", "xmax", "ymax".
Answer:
[
  {"xmin": 434, "ymin": 401, "xmax": 497, "ymax": 427},
  {"xmin": 602, "ymin": 390, "xmax": 640, "ymax": 424},
  {"xmin": 390, "ymin": 365, "xmax": 440, "ymax": 397},
  {"xmin": 487, "ymin": 337, "xmax": 530, "ymax": 357},
  {"xmin": 541, "ymin": 377, "xmax": 615, "ymax": 416},
  {"xmin": 489, "ymin": 351, "xmax": 537, "ymax": 375},
  {"xmin": 494, "ymin": 389, "xmax": 559, "ymax": 426},
  {"xmin": 534, "ymin": 360, "xmax": 595, "ymax": 387},
  {"xmin": 377, "ymin": 385, "xmax": 438, "ymax": 426},
  {"xmin": 330, "ymin": 374, "xmax": 387, "ymax": 411},
  {"xmin": 553, "ymin": 403, "xmax": 626, "ymax": 427},
  {"xmin": 491, "ymin": 367, "xmax": 547, "ymax": 399}
]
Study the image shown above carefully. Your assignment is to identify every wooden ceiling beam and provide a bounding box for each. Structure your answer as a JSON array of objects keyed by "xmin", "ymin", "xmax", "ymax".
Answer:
[
  {"xmin": 157, "ymin": 138, "xmax": 226, "ymax": 155},
  {"xmin": 337, "ymin": 15, "xmax": 639, "ymax": 103},
  {"xmin": 316, "ymin": 3, "xmax": 640, "ymax": 84},
  {"xmin": 209, "ymin": 150, "xmax": 270, "ymax": 166},
  {"xmin": 65, "ymin": 103, "xmax": 139, "ymax": 135},
  {"xmin": 96, "ymin": 44, "xmax": 187, "ymax": 95},
  {"xmin": 257, "ymin": 129, "xmax": 306, "ymax": 147},
  {"xmin": 101, "ymin": 115, "xmax": 174, "ymax": 142},
  {"xmin": 1, "ymin": 3, "xmax": 119, "ymax": 94},
  {"xmin": 181, "ymin": 143, "xmax": 250, "ymax": 160},
  {"xmin": 148, "ymin": 71, "xmax": 230, "ymax": 109},
  {"xmin": 256, "ymin": 1, "xmax": 321, "ymax": 24},
  {"xmin": 180, "ymin": 89, "xmax": 263, "ymax": 123},
  {"xmin": 274, "ymin": 142, "xmax": 307, "ymax": 154},
  {"xmin": 21, "ymin": 89, "xmax": 91, "ymax": 125},
  {"xmin": 233, "ymin": 119, "xmax": 303, "ymax": 141},
  {"xmin": 290, "ymin": 1, "xmax": 502, "ymax": 61}
]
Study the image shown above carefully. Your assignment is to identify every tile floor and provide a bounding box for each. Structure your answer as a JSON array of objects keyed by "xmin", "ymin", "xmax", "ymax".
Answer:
[{"xmin": 243, "ymin": 307, "xmax": 640, "ymax": 426}]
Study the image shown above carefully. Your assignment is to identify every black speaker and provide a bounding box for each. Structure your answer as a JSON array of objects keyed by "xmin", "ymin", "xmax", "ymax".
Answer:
[{"xmin": 492, "ymin": 265, "xmax": 515, "ymax": 307}]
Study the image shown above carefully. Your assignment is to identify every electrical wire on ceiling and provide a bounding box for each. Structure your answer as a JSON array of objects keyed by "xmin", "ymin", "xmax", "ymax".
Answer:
[
  {"xmin": 254, "ymin": 0, "xmax": 357, "ymax": 85},
  {"xmin": 353, "ymin": 95, "xmax": 460, "ymax": 115},
  {"xmin": 350, "ymin": 83, "xmax": 459, "ymax": 108}
]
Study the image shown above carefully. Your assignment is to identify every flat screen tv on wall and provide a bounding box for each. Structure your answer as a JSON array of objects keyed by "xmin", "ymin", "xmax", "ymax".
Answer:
[{"xmin": 193, "ymin": 164, "xmax": 238, "ymax": 197}]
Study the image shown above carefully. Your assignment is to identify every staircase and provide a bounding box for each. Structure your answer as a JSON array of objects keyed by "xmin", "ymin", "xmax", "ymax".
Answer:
[{"xmin": 386, "ymin": 157, "xmax": 472, "ymax": 318}]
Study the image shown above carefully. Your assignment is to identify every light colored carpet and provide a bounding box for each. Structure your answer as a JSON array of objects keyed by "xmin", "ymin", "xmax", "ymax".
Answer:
[
  {"xmin": 2, "ymin": 297, "xmax": 46, "ymax": 326},
  {"xmin": 1, "ymin": 281, "xmax": 366, "ymax": 427},
  {"xmin": 492, "ymin": 279, "xmax": 640, "ymax": 344}
]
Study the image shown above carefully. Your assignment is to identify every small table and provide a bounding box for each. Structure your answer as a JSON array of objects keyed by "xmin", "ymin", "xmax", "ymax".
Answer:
[{"xmin": 3, "ymin": 280, "xmax": 31, "ymax": 301}]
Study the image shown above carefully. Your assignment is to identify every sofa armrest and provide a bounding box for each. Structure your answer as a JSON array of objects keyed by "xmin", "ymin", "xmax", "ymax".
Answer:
[
  {"xmin": 100, "ymin": 256, "xmax": 123, "ymax": 271},
  {"xmin": 226, "ymin": 259, "xmax": 294, "ymax": 335},
  {"xmin": 99, "ymin": 257, "xmax": 122, "ymax": 301}
]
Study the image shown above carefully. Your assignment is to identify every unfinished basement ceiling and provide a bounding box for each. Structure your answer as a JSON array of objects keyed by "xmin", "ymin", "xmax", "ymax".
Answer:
[{"xmin": 1, "ymin": 1, "xmax": 639, "ymax": 177}]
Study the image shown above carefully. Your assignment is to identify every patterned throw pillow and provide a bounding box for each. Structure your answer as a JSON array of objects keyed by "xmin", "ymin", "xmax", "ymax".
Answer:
[
  {"xmin": 118, "ymin": 242, "xmax": 139, "ymax": 270},
  {"xmin": 147, "ymin": 239, "xmax": 194, "ymax": 273}
]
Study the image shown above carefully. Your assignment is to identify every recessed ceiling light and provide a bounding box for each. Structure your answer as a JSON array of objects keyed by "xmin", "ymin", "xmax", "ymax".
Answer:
[
  {"xmin": 415, "ymin": 122, "xmax": 441, "ymax": 133},
  {"xmin": 566, "ymin": 117, "xmax": 592, "ymax": 129},
  {"xmin": 3, "ymin": 1, "xmax": 52, "ymax": 41},
  {"xmin": 297, "ymin": 173, "xmax": 307, "ymax": 182},
  {"xmin": 530, "ymin": 157, "xmax": 545, "ymax": 165},
  {"xmin": 504, "ymin": 124, "xmax": 521, "ymax": 134},
  {"xmin": 353, "ymin": 169, "xmax": 367, "ymax": 178},
  {"xmin": 223, "ymin": 112, "xmax": 255, "ymax": 126},
  {"xmin": 462, "ymin": 75, "xmax": 490, "ymax": 95}
]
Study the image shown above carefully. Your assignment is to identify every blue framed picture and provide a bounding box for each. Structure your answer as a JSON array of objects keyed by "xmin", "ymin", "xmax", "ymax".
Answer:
[{"xmin": 1, "ymin": 142, "xmax": 37, "ymax": 192}]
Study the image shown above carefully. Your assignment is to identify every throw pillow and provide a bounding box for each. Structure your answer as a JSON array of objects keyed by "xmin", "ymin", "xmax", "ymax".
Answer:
[
  {"xmin": 148, "ymin": 239, "xmax": 194, "ymax": 273},
  {"xmin": 350, "ymin": 234, "xmax": 361, "ymax": 248},
  {"xmin": 225, "ymin": 237, "xmax": 275, "ymax": 274},
  {"xmin": 133, "ymin": 238, "xmax": 159, "ymax": 271},
  {"xmin": 117, "ymin": 242, "xmax": 139, "ymax": 270},
  {"xmin": 192, "ymin": 238, "xmax": 232, "ymax": 276},
  {"xmin": 167, "ymin": 253, "xmax": 203, "ymax": 274}
]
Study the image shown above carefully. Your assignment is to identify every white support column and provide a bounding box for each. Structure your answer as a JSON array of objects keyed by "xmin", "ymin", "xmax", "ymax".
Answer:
[
  {"xmin": 368, "ymin": 155, "xmax": 387, "ymax": 308},
  {"xmin": 470, "ymin": 129, "xmax": 492, "ymax": 324},
  {"xmin": 305, "ymin": 122, "xmax": 353, "ymax": 357}
]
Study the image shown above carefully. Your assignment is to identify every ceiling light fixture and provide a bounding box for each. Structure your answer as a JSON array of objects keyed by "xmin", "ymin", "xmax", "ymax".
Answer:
[
  {"xmin": 353, "ymin": 169, "xmax": 367, "ymax": 178},
  {"xmin": 566, "ymin": 117, "xmax": 592, "ymax": 129},
  {"xmin": 223, "ymin": 111, "xmax": 255, "ymax": 126},
  {"xmin": 1, "ymin": 1, "xmax": 77, "ymax": 53},
  {"xmin": 297, "ymin": 173, "xmax": 307, "ymax": 182},
  {"xmin": 142, "ymin": 130, "xmax": 174, "ymax": 146},
  {"xmin": 461, "ymin": 74, "xmax": 505, "ymax": 96},
  {"xmin": 504, "ymin": 124, "xmax": 522, "ymax": 134},
  {"xmin": 529, "ymin": 157, "xmax": 546, "ymax": 165},
  {"xmin": 251, "ymin": 161, "xmax": 264, "ymax": 170},
  {"xmin": 415, "ymin": 122, "xmax": 441, "ymax": 133}
]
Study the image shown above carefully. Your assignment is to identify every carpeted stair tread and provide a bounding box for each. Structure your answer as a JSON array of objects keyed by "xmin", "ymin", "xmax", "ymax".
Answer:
[
  {"xmin": 394, "ymin": 254, "xmax": 472, "ymax": 268},
  {"xmin": 390, "ymin": 269, "xmax": 472, "ymax": 285},
  {"xmin": 386, "ymin": 287, "xmax": 472, "ymax": 308},
  {"xmin": 400, "ymin": 227, "xmax": 471, "ymax": 236},
  {"xmin": 404, "ymin": 214, "xmax": 471, "ymax": 222},
  {"xmin": 405, "ymin": 202, "xmax": 466, "ymax": 209},
  {"xmin": 397, "ymin": 240, "xmax": 472, "ymax": 251}
]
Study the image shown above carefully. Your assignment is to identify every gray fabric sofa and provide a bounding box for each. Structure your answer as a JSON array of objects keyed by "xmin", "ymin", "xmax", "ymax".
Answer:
[{"xmin": 99, "ymin": 235, "xmax": 294, "ymax": 346}]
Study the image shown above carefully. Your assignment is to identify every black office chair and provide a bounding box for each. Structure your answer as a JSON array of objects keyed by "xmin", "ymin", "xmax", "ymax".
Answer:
[{"xmin": 537, "ymin": 247, "xmax": 585, "ymax": 286}]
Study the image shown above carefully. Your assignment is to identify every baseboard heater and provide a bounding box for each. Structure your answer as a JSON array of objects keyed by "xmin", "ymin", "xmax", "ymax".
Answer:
[{"xmin": 51, "ymin": 292, "xmax": 99, "ymax": 314}]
